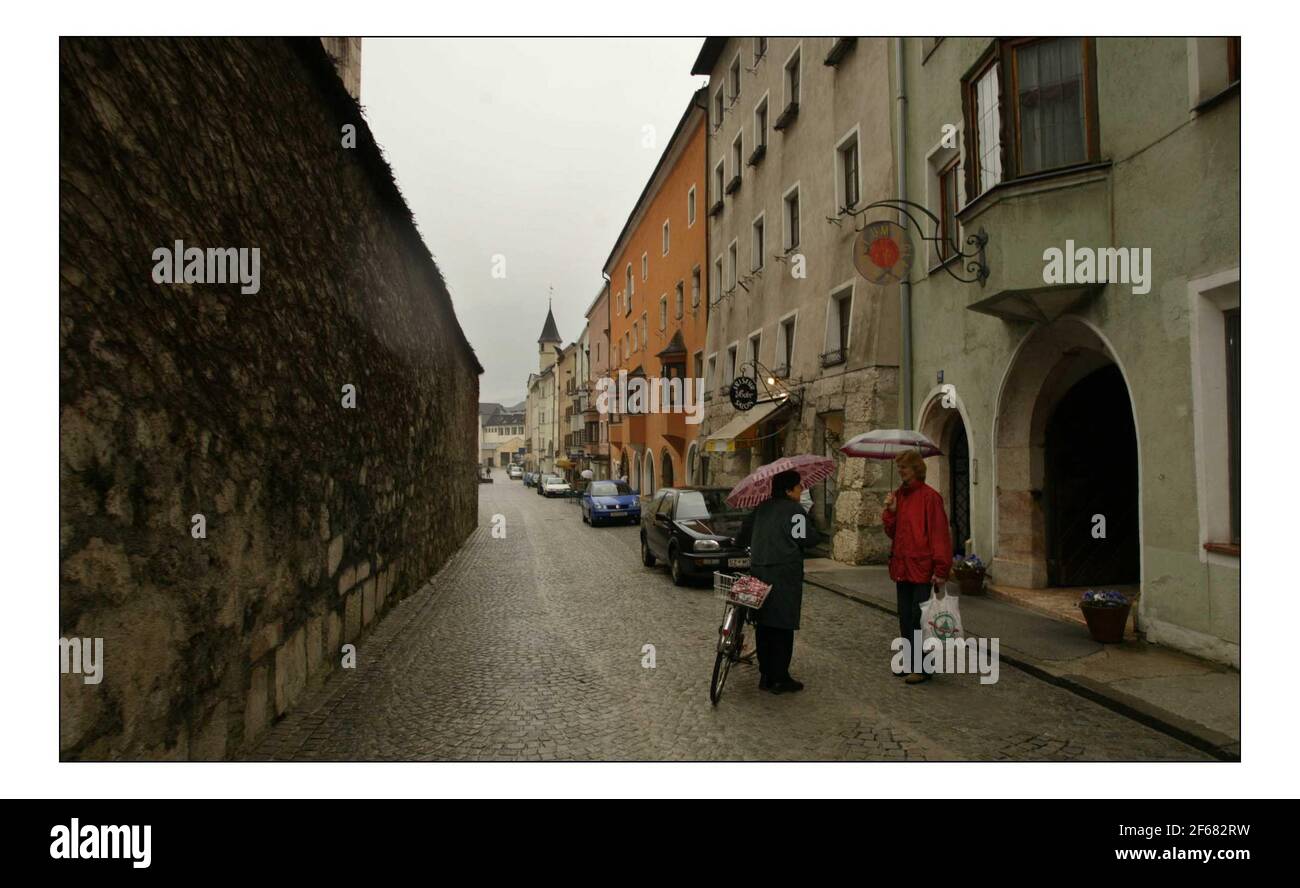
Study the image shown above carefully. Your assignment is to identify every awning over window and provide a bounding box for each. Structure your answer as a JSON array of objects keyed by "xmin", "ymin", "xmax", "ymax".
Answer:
[{"xmin": 703, "ymin": 398, "xmax": 789, "ymax": 453}]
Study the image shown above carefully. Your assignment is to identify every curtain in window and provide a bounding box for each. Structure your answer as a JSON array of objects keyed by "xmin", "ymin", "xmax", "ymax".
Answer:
[
  {"xmin": 1016, "ymin": 38, "xmax": 1086, "ymax": 174},
  {"xmin": 975, "ymin": 65, "xmax": 1002, "ymax": 192}
]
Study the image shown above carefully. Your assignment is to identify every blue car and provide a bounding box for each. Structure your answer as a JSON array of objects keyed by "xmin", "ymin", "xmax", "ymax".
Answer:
[{"xmin": 581, "ymin": 479, "xmax": 641, "ymax": 526}]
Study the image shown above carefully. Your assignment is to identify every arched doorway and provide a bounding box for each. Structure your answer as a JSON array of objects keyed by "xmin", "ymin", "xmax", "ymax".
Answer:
[
  {"xmin": 618, "ymin": 451, "xmax": 628, "ymax": 483},
  {"xmin": 1045, "ymin": 365, "xmax": 1139, "ymax": 586},
  {"xmin": 994, "ymin": 318, "xmax": 1140, "ymax": 589},
  {"xmin": 917, "ymin": 394, "xmax": 972, "ymax": 557},
  {"xmin": 632, "ymin": 452, "xmax": 641, "ymax": 493},
  {"xmin": 686, "ymin": 443, "xmax": 698, "ymax": 485},
  {"xmin": 644, "ymin": 454, "xmax": 656, "ymax": 496},
  {"xmin": 661, "ymin": 449, "xmax": 675, "ymax": 489}
]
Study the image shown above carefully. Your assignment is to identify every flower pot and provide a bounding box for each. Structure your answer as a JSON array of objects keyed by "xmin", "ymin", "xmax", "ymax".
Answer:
[
  {"xmin": 954, "ymin": 572, "xmax": 985, "ymax": 596},
  {"xmin": 1080, "ymin": 603, "xmax": 1131, "ymax": 644}
]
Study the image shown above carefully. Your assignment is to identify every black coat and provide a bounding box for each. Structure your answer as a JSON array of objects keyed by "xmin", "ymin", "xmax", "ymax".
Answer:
[{"xmin": 746, "ymin": 497, "xmax": 822, "ymax": 630}]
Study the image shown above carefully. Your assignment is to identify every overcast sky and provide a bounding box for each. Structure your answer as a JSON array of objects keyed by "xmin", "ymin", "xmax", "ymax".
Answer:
[{"xmin": 361, "ymin": 38, "xmax": 705, "ymax": 407}]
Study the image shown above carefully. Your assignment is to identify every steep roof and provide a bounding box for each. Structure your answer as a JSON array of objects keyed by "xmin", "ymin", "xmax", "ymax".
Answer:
[
  {"xmin": 537, "ymin": 304, "xmax": 562, "ymax": 344},
  {"xmin": 691, "ymin": 38, "xmax": 728, "ymax": 76},
  {"xmin": 655, "ymin": 328, "xmax": 687, "ymax": 359}
]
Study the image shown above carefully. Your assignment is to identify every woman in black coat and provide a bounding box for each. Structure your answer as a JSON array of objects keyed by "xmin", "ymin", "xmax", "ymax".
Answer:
[{"xmin": 747, "ymin": 469, "xmax": 822, "ymax": 694}]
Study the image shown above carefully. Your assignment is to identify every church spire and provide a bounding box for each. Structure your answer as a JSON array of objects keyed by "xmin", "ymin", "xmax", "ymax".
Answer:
[{"xmin": 537, "ymin": 295, "xmax": 561, "ymax": 345}]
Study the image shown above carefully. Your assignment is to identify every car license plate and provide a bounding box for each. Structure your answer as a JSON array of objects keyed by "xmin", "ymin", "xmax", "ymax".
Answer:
[
  {"xmin": 609, "ymin": 511, "xmax": 624, "ymax": 517},
  {"xmin": 728, "ymin": 557, "xmax": 750, "ymax": 568}
]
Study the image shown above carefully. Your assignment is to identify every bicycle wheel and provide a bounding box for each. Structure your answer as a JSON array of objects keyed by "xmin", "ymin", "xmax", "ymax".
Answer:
[{"xmin": 709, "ymin": 650, "xmax": 732, "ymax": 705}]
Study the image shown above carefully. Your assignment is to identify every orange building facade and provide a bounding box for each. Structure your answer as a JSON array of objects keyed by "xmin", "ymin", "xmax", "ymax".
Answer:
[{"xmin": 602, "ymin": 89, "xmax": 709, "ymax": 496}]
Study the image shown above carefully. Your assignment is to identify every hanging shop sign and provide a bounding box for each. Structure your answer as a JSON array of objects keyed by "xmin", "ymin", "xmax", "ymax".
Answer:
[
  {"xmin": 854, "ymin": 220, "xmax": 914, "ymax": 284},
  {"xmin": 729, "ymin": 376, "xmax": 758, "ymax": 411}
]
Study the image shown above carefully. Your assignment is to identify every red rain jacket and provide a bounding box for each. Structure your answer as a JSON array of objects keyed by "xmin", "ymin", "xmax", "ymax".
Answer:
[{"xmin": 882, "ymin": 480, "xmax": 953, "ymax": 584}]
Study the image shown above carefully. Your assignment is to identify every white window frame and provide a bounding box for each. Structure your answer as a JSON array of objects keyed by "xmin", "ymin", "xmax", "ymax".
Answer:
[
  {"xmin": 782, "ymin": 181, "xmax": 801, "ymax": 251},
  {"xmin": 783, "ymin": 42, "xmax": 803, "ymax": 108},
  {"xmin": 706, "ymin": 352, "xmax": 717, "ymax": 393},
  {"xmin": 753, "ymin": 91, "xmax": 770, "ymax": 150},
  {"xmin": 728, "ymin": 51, "xmax": 742, "ymax": 106},
  {"xmin": 691, "ymin": 265, "xmax": 701, "ymax": 308},
  {"xmin": 713, "ymin": 256, "xmax": 723, "ymax": 299},
  {"xmin": 824, "ymin": 281, "xmax": 856, "ymax": 356},
  {"xmin": 726, "ymin": 239, "xmax": 738, "ymax": 291},
  {"xmin": 776, "ymin": 310, "xmax": 798, "ymax": 375},
  {"xmin": 725, "ymin": 343, "xmax": 739, "ymax": 386},
  {"xmin": 713, "ymin": 86, "xmax": 725, "ymax": 130},
  {"xmin": 746, "ymin": 329, "xmax": 763, "ymax": 373},
  {"xmin": 626, "ymin": 263, "xmax": 634, "ymax": 306},
  {"xmin": 641, "ymin": 252, "xmax": 648, "ymax": 282},
  {"xmin": 640, "ymin": 311, "xmax": 648, "ymax": 349},
  {"xmin": 924, "ymin": 129, "xmax": 965, "ymax": 270},
  {"xmin": 687, "ymin": 185, "xmax": 697, "ymax": 227},
  {"xmin": 753, "ymin": 37, "xmax": 768, "ymax": 65},
  {"xmin": 662, "ymin": 219, "xmax": 670, "ymax": 256},
  {"xmin": 751, "ymin": 211, "xmax": 766, "ymax": 271},
  {"xmin": 834, "ymin": 124, "xmax": 863, "ymax": 214},
  {"xmin": 730, "ymin": 130, "xmax": 743, "ymax": 181},
  {"xmin": 675, "ymin": 280, "xmax": 684, "ymax": 319},
  {"xmin": 659, "ymin": 295, "xmax": 668, "ymax": 330},
  {"xmin": 1189, "ymin": 267, "xmax": 1241, "ymax": 563},
  {"xmin": 713, "ymin": 160, "xmax": 726, "ymax": 204}
]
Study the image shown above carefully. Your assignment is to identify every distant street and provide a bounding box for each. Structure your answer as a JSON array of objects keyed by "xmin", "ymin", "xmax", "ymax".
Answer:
[{"xmin": 249, "ymin": 475, "xmax": 1210, "ymax": 761}]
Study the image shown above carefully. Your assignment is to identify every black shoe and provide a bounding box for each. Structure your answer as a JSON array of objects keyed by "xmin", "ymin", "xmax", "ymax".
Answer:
[
  {"xmin": 769, "ymin": 679, "xmax": 803, "ymax": 694},
  {"xmin": 759, "ymin": 675, "xmax": 773, "ymax": 690}
]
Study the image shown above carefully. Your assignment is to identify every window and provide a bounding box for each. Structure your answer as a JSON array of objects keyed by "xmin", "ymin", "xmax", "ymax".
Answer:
[
  {"xmin": 751, "ymin": 214, "xmax": 765, "ymax": 271},
  {"xmin": 938, "ymin": 157, "xmax": 961, "ymax": 260},
  {"xmin": 727, "ymin": 240, "xmax": 738, "ymax": 290},
  {"xmin": 706, "ymin": 354, "xmax": 717, "ymax": 394},
  {"xmin": 726, "ymin": 345, "xmax": 738, "ymax": 385},
  {"xmin": 641, "ymin": 253, "xmax": 648, "ymax": 281},
  {"xmin": 626, "ymin": 264, "xmax": 634, "ymax": 305},
  {"xmin": 776, "ymin": 314, "xmax": 796, "ymax": 376},
  {"xmin": 963, "ymin": 38, "xmax": 1099, "ymax": 200},
  {"xmin": 713, "ymin": 161, "xmax": 726, "ymax": 206},
  {"xmin": 641, "ymin": 313, "xmax": 648, "ymax": 349},
  {"xmin": 713, "ymin": 87, "xmax": 725, "ymax": 130},
  {"xmin": 728, "ymin": 132, "xmax": 743, "ymax": 192},
  {"xmin": 823, "ymin": 286, "xmax": 852, "ymax": 365},
  {"xmin": 662, "ymin": 220, "xmax": 670, "ymax": 256},
  {"xmin": 694, "ymin": 351, "xmax": 704, "ymax": 384},
  {"xmin": 675, "ymin": 281, "xmax": 684, "ymax": 319},
  {"xmin": 1225, "ymin": 307, "xmax": 1240, "ymax": 543},
  {"xmin": 688, "ymin": 185, "xmax": 696, "ymax": 226},
  {"xmin": 691, "ymin": 266, "xmax": 701, "ymax": 307},
  {"xmin": 754, "ymin": 37, "xmax": 767, "ymax": 62},
  {"xmin": 755, "ymin": 95, "xmax": 768, "ymax": 149},
  {"xmin": 1014, "ymin": 38, "xmax": 1087, "ymax": 175},
  {"xmin": 747, "ymin": 331, "xmax": 762, "ymax": 370},
  {"xmin": 783, "ymin": 185, "xmax": 800, "ymax": 250},
  {"xmin": 713, "ymin": 256, "xmax": 723, "ymax": 299},
  {"xmin": 784, "ymin": 46, "xmax": 801, "ymax": 107},
  {"xmin": 729, "ymin": 54, "xmax": 741, "ymax": 104},
  {"xmin": 659, "ymin": 296, "xmax": 668, "ymax": 330},
  {"xmin": 837, "ymin": 129, "xmax": 860, "ymax": 211}
]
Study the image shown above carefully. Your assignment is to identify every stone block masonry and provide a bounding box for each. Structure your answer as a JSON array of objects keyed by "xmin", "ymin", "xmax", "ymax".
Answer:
[{"xmin": 59, "ymin": 38, "xmax": 482, "ymax": 759}]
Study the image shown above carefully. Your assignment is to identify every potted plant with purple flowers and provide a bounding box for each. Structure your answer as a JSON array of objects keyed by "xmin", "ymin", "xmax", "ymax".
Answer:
[
  {"xmin": 1079, "ymin": 589, "xmax": 1132, "ymax": 643},
  {"xmin": 951, "ymin": 554, "xmax": 987, "ymax": 596}
]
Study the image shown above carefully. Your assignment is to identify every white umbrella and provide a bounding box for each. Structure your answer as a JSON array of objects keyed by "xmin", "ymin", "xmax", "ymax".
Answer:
[
  {"xmin": 580, "ymin": 469, "xmax": 594, "ymax": 479},
  {"xmin": 840, "ymin": 429, "xmax": 941, "ymax": 459}
]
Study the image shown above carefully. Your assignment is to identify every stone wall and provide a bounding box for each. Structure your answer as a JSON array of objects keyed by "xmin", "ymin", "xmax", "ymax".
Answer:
[{"xmin": 59, "ymin": 38, "xmax": 482, "ymax": 759}]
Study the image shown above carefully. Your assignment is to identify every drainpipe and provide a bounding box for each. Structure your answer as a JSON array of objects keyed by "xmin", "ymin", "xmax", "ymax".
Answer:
[{"xmin": 894, "ymin": 37, "xmax": 913, "ymax": 430}]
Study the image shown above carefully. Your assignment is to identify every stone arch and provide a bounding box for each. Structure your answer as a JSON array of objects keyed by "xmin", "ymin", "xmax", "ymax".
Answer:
[
  {"xmin": 661, "ymin": 448, "xmax": 675, "ymax": 489},
  {"xmin": 643, "ymin": 451, "xmax": 656, "ymax": 496},
  {"xmin": 631, "ymin": 451, "xmax": 641, "ymax": 493},
  {"xmin": 992, "ymin": 317, "xmax": 1141, "ymax": 589},
  {"xmin": 685, "ymin": 442, "xmax": 699, "ymax": 485},
  {"xmin": 917, "ymin": 385, "xmax": 975, "ymax": 556}
]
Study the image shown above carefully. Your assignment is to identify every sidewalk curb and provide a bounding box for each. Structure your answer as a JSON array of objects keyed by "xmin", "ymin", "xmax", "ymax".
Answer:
[{"xmin": 804, "ymin": 575, "xmax": 1240, "ymax": 763}]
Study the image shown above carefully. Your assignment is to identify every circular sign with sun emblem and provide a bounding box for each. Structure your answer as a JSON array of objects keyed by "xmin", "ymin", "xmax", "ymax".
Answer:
[
  {"xmin": 854, "ymin": 220, "xmax": 913, "ymax": 284},
  {"xmin": 930, "ymin": 612, "xmax": 960, "ymax": 640},
  {"xmin": 729, "ymin": 376, "xmax": 758, "ymax": 411}
]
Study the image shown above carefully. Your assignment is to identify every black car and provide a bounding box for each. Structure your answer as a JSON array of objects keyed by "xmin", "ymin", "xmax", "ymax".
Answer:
[{"xmin": 640, "ymin": 486, "xmax": 752, "ymax": 586}]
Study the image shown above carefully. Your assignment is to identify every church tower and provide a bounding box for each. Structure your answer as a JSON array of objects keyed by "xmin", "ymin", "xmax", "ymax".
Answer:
[{"xmin": 537, "ymin": 300, "xmax": 562, "ymax": 372}]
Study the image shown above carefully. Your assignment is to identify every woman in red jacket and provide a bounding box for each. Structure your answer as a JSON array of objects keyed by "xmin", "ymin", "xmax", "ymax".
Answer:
[{"xmin": 881, "ymin": 449, "xmax": 953, "ymax": 684}]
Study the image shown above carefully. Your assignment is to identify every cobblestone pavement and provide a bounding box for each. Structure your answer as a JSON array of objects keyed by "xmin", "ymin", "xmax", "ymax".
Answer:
[{"xmin": 248, "ymin": 480, "xmax": 1211, "ymax": 761}]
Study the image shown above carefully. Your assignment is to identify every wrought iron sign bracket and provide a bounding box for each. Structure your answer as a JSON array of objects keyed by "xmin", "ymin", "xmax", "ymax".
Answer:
[{"xmin": 849, "ymin": 199, "xmax": 989, "ymax": 286}]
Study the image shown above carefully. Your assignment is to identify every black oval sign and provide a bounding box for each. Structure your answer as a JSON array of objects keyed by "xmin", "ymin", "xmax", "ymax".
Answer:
[{"xmin": 729, "ymin": 376, "xmax": 758, "ymax": 411}]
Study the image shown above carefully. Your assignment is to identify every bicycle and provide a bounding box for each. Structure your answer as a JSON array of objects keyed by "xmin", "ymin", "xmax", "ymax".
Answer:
[{"xmin": 710, "ymin": 572, "xmax": 767, "ymax": 705}]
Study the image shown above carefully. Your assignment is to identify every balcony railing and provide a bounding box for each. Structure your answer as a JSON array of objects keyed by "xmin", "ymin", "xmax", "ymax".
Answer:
[{"xmin": 819, "ymin": 348, "xmax": 846, "ymax": 368}]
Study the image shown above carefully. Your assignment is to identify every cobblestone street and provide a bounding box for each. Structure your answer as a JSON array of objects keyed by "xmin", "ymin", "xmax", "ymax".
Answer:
[{"xmin": 249, "ymin": 479, "xmax": 1211, "ymax": 761}]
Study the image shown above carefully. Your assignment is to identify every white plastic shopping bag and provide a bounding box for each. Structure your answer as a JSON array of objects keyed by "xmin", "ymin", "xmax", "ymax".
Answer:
[{"xmin": 919, "ymin": 583, "xmax": 964, "ymax": 645}]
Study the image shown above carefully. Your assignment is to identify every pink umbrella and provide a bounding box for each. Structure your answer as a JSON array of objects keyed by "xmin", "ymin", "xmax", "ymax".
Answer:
[
  {"xmin": 725, "ymin": 454, "xmax": 837, "ymax": 509},
  {"xmin": 839, "ymin": 429, "xmax": 942, "ymax": 459}
]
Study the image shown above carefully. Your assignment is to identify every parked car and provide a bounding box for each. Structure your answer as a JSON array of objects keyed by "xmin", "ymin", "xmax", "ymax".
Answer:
[
  {"xmin": 536, "ymin": 473, "xmax": 557, "ymax": 495},
  {"xmin": 541, "ymin": 476, "xmax": 572, "ymax": 498},
  {"xmin": 581, "ymin": 479, "xmax": 641, "ymax": 526},
  {"xmin": 640, "ymin": 487, "xmax": 753, "ymax": 586},
  {"xmin": 508, "ymin": 465, "xmax": 523, "ymax": 480},
  {"xmin": 478, "ymin": 466, "xmax": 493, "ymax": 483}
]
